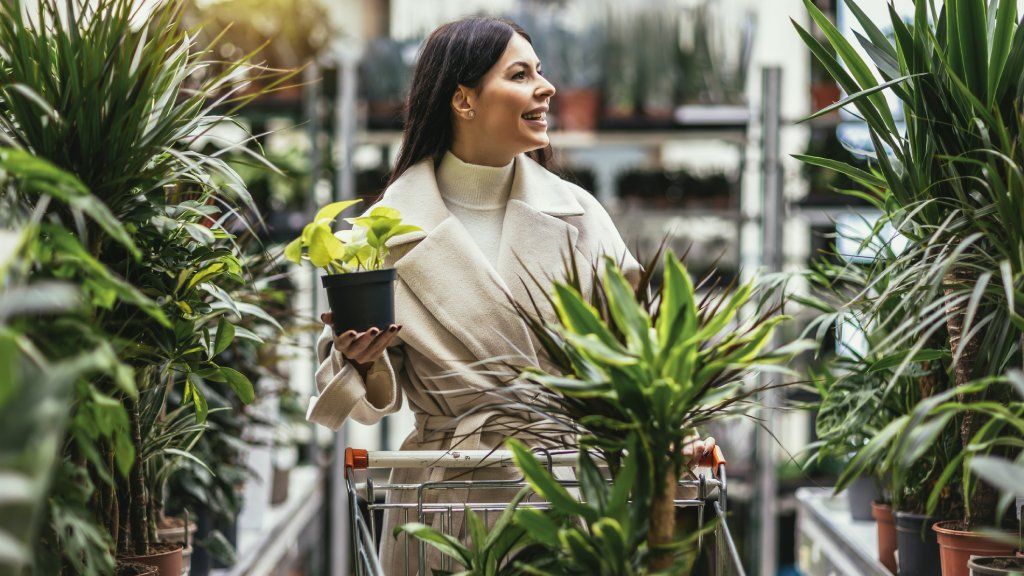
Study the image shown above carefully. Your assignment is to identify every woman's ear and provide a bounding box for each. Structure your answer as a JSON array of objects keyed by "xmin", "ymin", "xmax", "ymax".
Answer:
[{"xmin": 451, "ymin": 85, "xmax": 475, "ymax": 120}]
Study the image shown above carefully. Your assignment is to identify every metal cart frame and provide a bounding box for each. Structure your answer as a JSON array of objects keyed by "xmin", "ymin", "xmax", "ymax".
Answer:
[{"xmin": 344, "ymin": 446, "xmax": 745, "ymax": 576}]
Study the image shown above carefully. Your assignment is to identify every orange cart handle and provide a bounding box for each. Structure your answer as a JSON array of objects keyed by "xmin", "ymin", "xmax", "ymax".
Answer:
[
  {"xmin": 345, "ymin": 447, "xmax": 369, "ymax": 478},
  {"xmin": 697, "ymin": 445, "xmax": 726, "ymax": 470}
]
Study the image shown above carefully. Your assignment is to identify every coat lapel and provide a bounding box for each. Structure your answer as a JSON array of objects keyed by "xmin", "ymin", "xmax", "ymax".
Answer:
[{"xmin": 376, "ymin": 153, "xmax": 584, "ymax": 369}]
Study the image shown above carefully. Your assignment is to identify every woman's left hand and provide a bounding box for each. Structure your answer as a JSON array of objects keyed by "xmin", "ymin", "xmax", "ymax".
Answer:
[{"xmin": 682, "ymin": 435, "xmax": 717, "ymax": 467}]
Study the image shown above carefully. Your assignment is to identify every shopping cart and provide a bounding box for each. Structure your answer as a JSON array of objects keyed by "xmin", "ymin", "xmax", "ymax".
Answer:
[{"xmin": 344, "ymin": 445, "xmax": 745, "ymax": 576}]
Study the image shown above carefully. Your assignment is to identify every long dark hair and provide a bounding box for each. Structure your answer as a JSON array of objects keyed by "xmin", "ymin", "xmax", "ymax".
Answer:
[{"xmin": 386, "ymin": 17, "xmax": 552, "ymax": 187}]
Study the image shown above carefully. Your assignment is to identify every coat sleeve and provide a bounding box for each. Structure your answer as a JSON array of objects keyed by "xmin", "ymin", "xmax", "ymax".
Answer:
[{"xmin": 306, "ymin": 325, "xmax": 404, "ymax": 430}]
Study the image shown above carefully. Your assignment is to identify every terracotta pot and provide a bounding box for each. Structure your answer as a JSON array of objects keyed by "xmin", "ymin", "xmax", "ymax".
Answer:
[
  {"xmin": 120, "ymin": 543, "xmax": 184, "ymax": 576},
  {"xmin": 968, "ymin": 556, "xmax": 1024, "ymax": 575},
  {"xmin": 934, "ymin": 520, "xmax": 1015, "ymax": 576},
  {"xmin": 872, "ymin": 501, "xmax": 897, "ymax": 574},
  {"xmin": 555, "ymin": 88, "xmax": 600, "ymax": 131},
  {"xmin": 811, "ymin": 82, "xmax": 841, "ymax": 113},
  {"xmin": 156, "ymin": 515, "xmax": 196, "ymax": 576}
]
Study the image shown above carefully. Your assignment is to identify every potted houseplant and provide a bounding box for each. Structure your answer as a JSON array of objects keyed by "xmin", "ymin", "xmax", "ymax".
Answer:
[
  {"xmin": 0, "ymin": 0, "xmax": 282, "ymax": 571},
  {"xmin": 795, "ymin": 0, "xmax": 1024, "ymax": 573},
  {"xmin": 284, "ymin": 200, "xmax": 422, "ymax": 334},
  {"xmin": 465, "ymin": 246, "xmax": 810, "ymax": 571},
  {"xmin": 547, "ymin": 23, "xmax": 603, "ymax": 131}
]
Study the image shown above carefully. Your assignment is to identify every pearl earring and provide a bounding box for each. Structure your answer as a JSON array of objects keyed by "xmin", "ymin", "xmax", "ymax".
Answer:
[{"xmin": 467, "ymin": 110, "xmax": 475, "ymax": 119}]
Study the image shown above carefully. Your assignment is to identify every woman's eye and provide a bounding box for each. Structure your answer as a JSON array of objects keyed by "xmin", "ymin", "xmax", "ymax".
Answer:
[{"xmin": 513, "ymin": 71, "xmax": 526, "ymax": 80}]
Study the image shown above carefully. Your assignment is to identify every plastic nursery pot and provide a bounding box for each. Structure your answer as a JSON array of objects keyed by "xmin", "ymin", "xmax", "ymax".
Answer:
[
  {"xmin": 968, "ymin": 556, "xmax": 1024, "ymax": 575},
  {"xmin": 322, "ymin": 268, "xmax": 397, "ymax": 334},
  {"xmin": 895, "ymin": 511, "xmax": 944, "ymax": 576},
  {"xmin": 847, "ymin": 475, "xmax": 878, "ymax": 522},
  {"xmin": 119, "ymin": 543, "xmax": 184, "ymax": 576},
  {"xmin": 872, "ymin": 501, "xmax": 898, "ymax": 575},
  {"xmin": 934, "ymin": 520, "xmax": 1016, "ymax": 576}
]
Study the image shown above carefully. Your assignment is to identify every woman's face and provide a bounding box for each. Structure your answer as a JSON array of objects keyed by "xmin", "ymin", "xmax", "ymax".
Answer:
[{"xmin": 453, "ymin": 33, "xmax": 556, "ymax": 164}]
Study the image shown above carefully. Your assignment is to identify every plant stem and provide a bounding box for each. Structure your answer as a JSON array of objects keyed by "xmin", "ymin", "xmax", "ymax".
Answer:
[
  {"xmin": 648, "ymin": 464, "xmax": 678, "ymax": 572},
  {"xmin": 943, "ymin": 266, "xmax": 996, "ymax": 528},
  {"xmin": 127, "ymin": 395, "xmax": 149, "ymax": 555}
]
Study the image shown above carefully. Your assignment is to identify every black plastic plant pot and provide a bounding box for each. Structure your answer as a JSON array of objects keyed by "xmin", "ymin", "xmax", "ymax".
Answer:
[
  {"xmin": 968, "ymin": 556, "xmax": 1024, "ymax": 575},
  {"xmin": 322, "ymin": 268, "xmax": 397, "ymax": 334},
  {"xmin": 895, "ymin": 511, "xmax": 943, "ymax": 576}
]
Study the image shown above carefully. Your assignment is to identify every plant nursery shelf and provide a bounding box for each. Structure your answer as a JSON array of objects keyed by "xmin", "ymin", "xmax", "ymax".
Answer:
[
  {"xmin": 795, "ymin": 487, "xmax": 890, "ymax": 576},
  {"xmin": 211, "ymin": 465, "xmax": 323, "ymax": 576},
  {"xmin": 358, "ymin": 126, "xmax": 748, "ymax": 148}
]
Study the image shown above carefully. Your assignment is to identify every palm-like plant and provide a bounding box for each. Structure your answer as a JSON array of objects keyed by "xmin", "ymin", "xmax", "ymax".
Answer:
[
  {"xmin": 794, "ymin": 0, "xmax": 1024, "ymax": 528},
  {"xmin": 480, "ymin": 247, "xmax": 809, "ymax": 571},
  {"xmin": 394, "ymin": 486, "xmax": 549, "ymax": 576},
  {"xmin": 0, "ymin": 0, "xmax": 287, "ymax": 566},
  {"xmin": 508, "ymin": 437, "xmax": 706, "ymax": 576},
  {"xmin": 797, "ymin": 226, "xmax": 963, "ymax": 517}
]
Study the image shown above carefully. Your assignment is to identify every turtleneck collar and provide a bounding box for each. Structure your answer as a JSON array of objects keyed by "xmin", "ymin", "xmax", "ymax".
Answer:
[{"xmin": 435, "ymin": 150, "xmax": 514, "ymax": 210}]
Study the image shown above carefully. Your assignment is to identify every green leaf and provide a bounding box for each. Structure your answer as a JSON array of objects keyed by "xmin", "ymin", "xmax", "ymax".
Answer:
[
  {"xmin": 971, "ymin": 456, "xmax": 1024, "ymax": 497},
  {"xmin": 602, "ymin": 257, "xmax": 651, "ymax": 359},
  {"xmin": 283, "ymin": 237, "xmax": 303, "ymax": 263},
  {"xmin": 514, "ymin": 508, "xmax": 560, "ymax": 544},
  {"xmin": 551, "ymin": 283, "xmax": 619, "ymax": 348},
  {"xmin": 507, "ymin": 438, "xmax": 594, "ymax": 522},
  {"xmin": 314, "ymin": 200, "xmax": 362, "ymax": 224},
  {"xmin": 394, "ymin": 523, "xmax": 471, "ymax": 566},
  {"xmin": 220, "ymin": 367, "xmax": 254, "ymax": 404},
  {"xmin": 792, "ymin": 154, "xmax": 885, "ymax": 189},
  {"xmin": 308, "ymin": 224, "xmax": 345, "ymax": 269},
  {"xmin": 213, "ymin": 317, "xmax": 235, "ymax": 357}
]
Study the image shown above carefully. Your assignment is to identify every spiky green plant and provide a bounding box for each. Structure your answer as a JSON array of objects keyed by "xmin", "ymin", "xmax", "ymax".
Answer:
[
  {"xmin": 794, "ymin": 0, "xmax": 1024, "ymax": 528},
  {"xmin": 476, "ymin": 247, "xmax": 809, "ymax": 571}
]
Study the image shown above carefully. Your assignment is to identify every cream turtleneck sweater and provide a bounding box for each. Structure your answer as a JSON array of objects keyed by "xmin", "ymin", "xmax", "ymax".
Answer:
[{"xmin": 435, "ymin": 150, "xmax": 513, "ymax": 266}]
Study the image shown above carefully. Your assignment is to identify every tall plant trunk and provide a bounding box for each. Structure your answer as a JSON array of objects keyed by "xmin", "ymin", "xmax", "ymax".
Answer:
[
  {"xmin": 648, "ymin": 465, "xmax": 679, "ymax": 572},
  {"xmin": 117, "ymin": 472, "xmax": 131, "ymax": 554},
  {"xmin": 127, "ymin": 395, "xmax": 149, "ymax": 555},
  {"xmin": 943, "ymin": 267, "xmax": 997, "ymax": 529}
]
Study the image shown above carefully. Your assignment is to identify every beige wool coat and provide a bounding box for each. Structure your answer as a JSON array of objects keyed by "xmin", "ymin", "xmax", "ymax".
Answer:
[{"xmin": 306, "ymin": 152, "xmax": 642, "ymax": 575}]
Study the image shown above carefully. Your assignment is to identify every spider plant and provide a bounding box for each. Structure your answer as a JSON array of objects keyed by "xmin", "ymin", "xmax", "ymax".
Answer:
[
  {"xmin": 477, "ymin": 246, "xmax": 810, "ymax": 571},
  {"xmin": 794, "ymin": 0, "xmax": 1024, "ymax": 528}
]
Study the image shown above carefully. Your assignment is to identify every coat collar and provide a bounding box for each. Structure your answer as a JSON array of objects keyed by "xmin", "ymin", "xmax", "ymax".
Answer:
[
  {"xmin": 375, "ymin": 152, "xmax": 585, "ymax": 369},
  {"xmin": 381, "ymin": 152, "xmax": 584, "ymax": 244}
]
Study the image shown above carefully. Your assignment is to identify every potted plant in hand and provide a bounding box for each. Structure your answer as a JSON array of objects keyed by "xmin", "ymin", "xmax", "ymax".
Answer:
[{"xmin": 285, "ymin": 200, "xmax": 422, "ymax": 334}]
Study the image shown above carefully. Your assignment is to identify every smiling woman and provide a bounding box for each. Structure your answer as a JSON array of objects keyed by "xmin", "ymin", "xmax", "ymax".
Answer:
[
  {"xmin": 306, "ymin": 15, "xmax": 712, "ymax": 575},
  {"xmin": 385, "ymin": 17, "xmax": 555, "ymax": 185}
]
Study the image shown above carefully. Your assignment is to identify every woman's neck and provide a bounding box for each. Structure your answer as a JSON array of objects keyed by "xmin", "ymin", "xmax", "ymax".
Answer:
[
  {"xmin": 436, "ymin": 150, "xmax": 514, "ymax": 209},
  {"xmin": 448, "ymin": 139, "xmax": 515, "ymax": 167}
]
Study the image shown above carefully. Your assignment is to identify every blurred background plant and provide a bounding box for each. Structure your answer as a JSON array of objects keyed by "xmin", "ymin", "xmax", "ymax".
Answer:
[{"xmin": 0, "ymin": 0, "xmax": 293, "ymax": 571}]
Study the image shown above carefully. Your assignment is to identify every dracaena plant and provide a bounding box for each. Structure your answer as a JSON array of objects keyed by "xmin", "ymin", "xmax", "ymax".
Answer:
[
  {"xmin": 477, "ymin": 246, "xmax": 810, "ymax": 571},
  {"xmin": 794, "ymin": 0, "xmax": 1024, "ymax": 527},
  {"xmin": 508, "ymin": 437, "xmax": 706, "ymax": 576},
  {"xmin": 393, "ymin": 486, "xmax": 549, "ymax": 576},
  {"xmin": 795, "ymin": 222, "xmax": 961, "ymax": 517},
  {"xmin": 284, "ymin": 200, "xmax": 422, "ymax": 273}
]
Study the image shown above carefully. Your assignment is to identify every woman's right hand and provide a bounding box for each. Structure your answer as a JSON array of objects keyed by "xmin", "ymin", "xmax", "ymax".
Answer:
[{"xmin": 321, "ymin": 312, "xmax": 401, "ymax": 372}]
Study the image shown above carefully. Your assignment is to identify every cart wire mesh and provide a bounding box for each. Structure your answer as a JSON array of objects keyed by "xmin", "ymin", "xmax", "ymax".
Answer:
[{"xmin": 344, "ymin": 446, "xmax": 745, "ymax": 576}]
